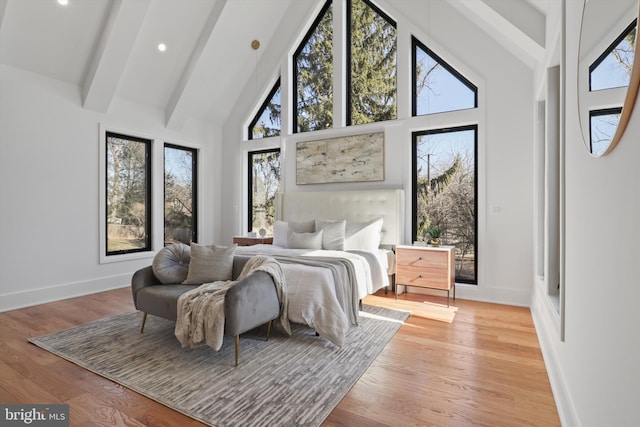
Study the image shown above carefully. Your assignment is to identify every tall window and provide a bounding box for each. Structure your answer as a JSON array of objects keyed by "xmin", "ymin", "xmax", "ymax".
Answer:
[
  {"xmin": 412, "ymin": 126, "xmax": 477, "ymax": 284},
  {"xmin": 412, "ymin": 36, "xmax": 477, "ymax": 116},
  {"xmin": 249, "ymin": 79, "xmax": 281, "ymax": 139},
  {"xmin": 164, "ymin": 144, "xmax": 197, "ymax": 245},
  {"xmin": 294, "ymin": 0, "xmax": 333, "ymax": 133},
  {"xmin": 105, "ymin": 132, "xmax": 151, "ymax": 255},
  {"xmin": 248, "ymin": 149, "xmax": 281, "ymax": 235},
  {"xmin": 348, "ymin": 0, "xmax": 397, "ymax": 125}
]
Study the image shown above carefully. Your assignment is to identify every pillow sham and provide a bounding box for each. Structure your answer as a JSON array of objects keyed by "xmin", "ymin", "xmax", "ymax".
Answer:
[
  {"xmin": 344, "ymin": 217, "xmax": 384, "ymax": 251},
  {"xmin": 273, "ymin": 221, "xmax": 289, "ymax": 247},
  {"xmin": 152, "ymin": 242, "xmax": 191, "ymax": 284},
  {"xmin": 315, "ymin": 219, "xmax": 346, "ymax": 250},
  {"xmin": 287, "ymin": 230, "xmax": 324, "ymax": 249},
  {"xmin": 273, "ymin": 219, "xmax": 316, "ymax": 248},
  {"xmin": 182, "ymin": 243, "xmax": 236, "ymax": 285},
  {"xmin": 289, "ymin": 219, "xmax": 315, "ymax": 233}
]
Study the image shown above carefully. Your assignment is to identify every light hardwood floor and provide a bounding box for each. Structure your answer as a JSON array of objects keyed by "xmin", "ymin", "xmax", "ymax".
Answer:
[{"xmin": 0, "ymin": 288, "xmax": 560, "ymax": 426}]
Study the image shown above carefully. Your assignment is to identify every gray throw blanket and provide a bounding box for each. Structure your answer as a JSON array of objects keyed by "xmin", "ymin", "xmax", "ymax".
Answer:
[
  {"xmin": 174, "ymin": 256, "xmax": 290, "ymax": 350},
  {"xmin": 263, "ymin": 255, "xmax": 360, "ymax": 326}
]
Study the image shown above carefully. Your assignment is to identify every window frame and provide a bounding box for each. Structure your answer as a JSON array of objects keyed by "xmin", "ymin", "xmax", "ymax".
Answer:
[
  {"xmin": 247, "ymin": 148, "xmax": 281, "ymax": 233},
  {"xmin": 411, "ymin": 36, "xmax": 478, "ymax": 117},
  {"xmin": 104, "ymin": 131, "xmax": 152, "ymax": 257},
  {"xmin": 346, "ymin": 0, "xmax": 397, "ymax": 126},
  {"xmin": 589, "ymin": 107, "xmax": 623, "ymax": 155},
  {"xmin": 248, "ymin": 78, "xmax": 282, "ymax": 140},
  {"xmin": 589, "ymin": 19, "xmax": 637, "ymax": 91},
  {"xmin": 411, "ymin": 124, "xmax": 478, "ymax": 285},
  {"xmin": 163, "ymin": 143, "xmax": 198, "ymax": 246},
  {"xmin": 292, "ymin": 0, "xmax": 333, "ymax": 134}
]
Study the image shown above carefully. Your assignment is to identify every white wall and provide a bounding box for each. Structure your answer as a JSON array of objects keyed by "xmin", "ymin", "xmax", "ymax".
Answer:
[
  {"xmin": 221, "ymin": 0, "xmax": 535, "ymax": 306},
  {"xmin": 0, "ymin": 64, "xmax": 218, "ymax": 312},
  {"xmin": 532, "ymin": 1, "xmax": 640, "ymax": 425}
]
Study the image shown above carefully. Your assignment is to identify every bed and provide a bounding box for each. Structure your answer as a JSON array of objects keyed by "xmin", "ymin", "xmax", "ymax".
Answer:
[{"xmin": 236, "ymin": 189, "xmax": 404, "ymax": 347}]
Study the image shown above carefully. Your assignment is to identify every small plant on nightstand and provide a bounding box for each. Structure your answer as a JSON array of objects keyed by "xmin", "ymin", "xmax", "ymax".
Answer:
[{"xmin": 427, "ymin": 226, "xmax": 442, "ymax": 247}]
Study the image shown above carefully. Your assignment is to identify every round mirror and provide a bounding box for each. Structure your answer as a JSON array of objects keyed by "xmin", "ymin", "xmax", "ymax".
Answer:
[{"xmin": 578, "ymin": 0, "xmax": 640, "ymax": 156}]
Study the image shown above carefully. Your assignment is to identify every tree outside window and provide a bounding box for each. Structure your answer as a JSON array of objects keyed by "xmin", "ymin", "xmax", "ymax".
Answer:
[
  {"xmin": 249, "ymin": 79, "xmax": 281, "ymax": 140},
  {"xmin": 106, "ymin": 132, "xmax": 151, "ymax": 255},
  {"xmin": 348, "ymin": 0, "xmax": 397, "ymax": 125},
  {"xmin": 164, "ymin": 144, "xmax": 197, "ymax": 245},
  {"xmin": 294, "ymin": 1, "xmax": 333, "ymax": 133},
  {"xmin": 413, "ymin": 126, "xmax": 477, "ymax": 283},
  {"xmin": 249, "ymin": 149, "xmax": 281, "ymax": 235}
]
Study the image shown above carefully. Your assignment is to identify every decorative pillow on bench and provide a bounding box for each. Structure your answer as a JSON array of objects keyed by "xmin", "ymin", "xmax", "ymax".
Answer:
[
  {"xmin": 152, "ymin": 242, "xmax": 191, "ymax": 284},
  {"xmin": 182, "ymin": 243, "xmax": 237, "ymax": 285}
]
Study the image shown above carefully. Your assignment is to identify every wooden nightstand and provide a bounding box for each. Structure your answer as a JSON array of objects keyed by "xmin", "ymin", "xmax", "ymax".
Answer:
[
  {"xmin": 395, "ymin": 245, "xmax": 455, "ymax": 306},
  {"xmin": 233, "ymin": 236, "xmax": 273, "ymax": 246}
]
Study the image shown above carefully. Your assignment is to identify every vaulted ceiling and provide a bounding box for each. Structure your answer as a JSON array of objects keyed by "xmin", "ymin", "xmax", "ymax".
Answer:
[{"xmin": 0, "ymin": 0, "xmax": 548, "ymax": 129}]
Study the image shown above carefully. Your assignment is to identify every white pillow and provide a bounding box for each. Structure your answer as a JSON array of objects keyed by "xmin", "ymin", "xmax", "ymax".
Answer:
[
  {"xmin": 289, "ymin": 219, "xmax": 315, "ymax": 233},
  {"xmin": 273, "ymin": 220, "xmax": 315, "ymax": 248},
  {"xmin": 273, "ymin": 221, "xmax": 289, "ymax": 247},
  {"xmin": 182, "ymin": 243, "xmax": 236, "ymax": 284},
  {"xmin": 344, "ymin": 218, "xmax": 383, "ymax": 251},
  {"xmin": 315, "ymin": 219, "xmax": 346, "ymax": 250},
  {"xmin": 287, "ymin": 230, "xmax": 324, "ymax": 249}
]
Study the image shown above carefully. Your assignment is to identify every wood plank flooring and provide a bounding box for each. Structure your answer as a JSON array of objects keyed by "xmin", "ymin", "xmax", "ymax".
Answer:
[{"xmin": 0, "ymin": 288, "xmax": 560, "ymax": 426}]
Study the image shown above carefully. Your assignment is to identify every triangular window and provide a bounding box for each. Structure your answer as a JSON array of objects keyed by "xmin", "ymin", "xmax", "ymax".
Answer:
[
  {"xmin": 590, "ymin": 19, "xmax": 637, "ymax": 91},
  {"xmin": 412, "ymin": 36, "xmax": 477, "ymax": 116},
  {"xmin": 293, "ymin": 1, "xmax": 333, "ymax": 133},
  {"xmin": 248, "ymin": 79, "xmax": 281, "ymax": 140},
  {"xmin": 348, "ymin": 0, "xmax": 397, "ymax": 125}
]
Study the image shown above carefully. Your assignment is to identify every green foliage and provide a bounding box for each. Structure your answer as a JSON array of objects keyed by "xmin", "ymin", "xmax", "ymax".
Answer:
[
  {"xmin": 293, "ymin": 0, "xmax": 398, "ymax": 131},
  {"xmin": 106, "ymin": 137, "xmax": 148, "ymax": 229},
  {"xmin": 163, "ymin": 148, "xmax": 195, "ymax": 245},
  {"xmin": 416, "ymin": 156, "xmax": 461, "ymax": 239},
  {"xmin": 295, "ymin": 3, "xmax": 333, "ymax": 132},
  {"xmin": 416, "ymin": 150, "xmax": 476, "ymax": 280},
  {"xmin": 252, "ymin": 85, "xmax": 281, "ymax": 139},
  {"xmin": 427, "ymin": 226, "xmax": 441, "ymax": 239},
  {"xmin": 350, "ymin": 0, "xmax": 397, "ymax": 125},
  {"xmin": 251, "ymin": 150, "xmax": 281, "ymax": 231}
]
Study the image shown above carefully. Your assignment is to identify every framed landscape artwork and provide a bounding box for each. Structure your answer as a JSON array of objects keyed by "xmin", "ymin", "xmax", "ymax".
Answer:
[{"xmin": 296, "ymin": 132, "xmax": 384, "ymax": 184}]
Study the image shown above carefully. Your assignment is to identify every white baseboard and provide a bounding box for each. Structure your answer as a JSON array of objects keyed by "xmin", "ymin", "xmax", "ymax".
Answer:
[
  {"xmin": 0, "ymin": 274, "xmax": 132, "ymax": 313},
  {"xmin": 530, "ymin": 284, "xmax": 580, "ymax": 427},
  {"xmin": 399, "ymin": 282, "xmax": 531, "ymax": 307}
]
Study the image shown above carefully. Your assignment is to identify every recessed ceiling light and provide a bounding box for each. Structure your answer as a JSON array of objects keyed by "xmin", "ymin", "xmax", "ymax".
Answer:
[
  {"xmin": 157, "ymin": 43, "xmax": 167, "ymax": 53},
  {"xmin": 57, "ymin": 0, "xmax": 69, "ymax": 6}
]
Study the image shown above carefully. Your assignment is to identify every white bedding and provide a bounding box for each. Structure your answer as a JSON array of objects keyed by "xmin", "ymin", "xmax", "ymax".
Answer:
[
  {"xmin": 236, "ymin": 245, "xmax": 390, "ymax": 298},
  {"xmin": 281, "ymin": 263, "xmax": 348, "ymax": 346},
  {"xmin": 235, "ymin": 245, "xmax": 392, "ymax": 346}
]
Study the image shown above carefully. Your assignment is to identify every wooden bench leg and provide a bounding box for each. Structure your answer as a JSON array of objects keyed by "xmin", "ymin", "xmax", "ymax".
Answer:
[
  {"xmin": 266, "ymin": 320, "xmax": 272, "ymax": 341},
  {"xmin": 140, "ymin": 312, "xmax": 148, "ymax": 334},
  {"xmin": 235, "ymin": 335, "xmax": 240, "ymax": 367}
]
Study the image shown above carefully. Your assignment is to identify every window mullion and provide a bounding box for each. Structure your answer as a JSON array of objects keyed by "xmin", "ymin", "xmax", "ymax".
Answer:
[{"xmin": 334, "ymin": 0, "xmax": 347, "ymax": 128}]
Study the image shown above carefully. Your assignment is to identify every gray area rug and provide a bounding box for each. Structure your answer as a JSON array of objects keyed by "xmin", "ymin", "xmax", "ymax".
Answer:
[{"xmin": 29, "ymin": 305, "xmax": 409, "ymax": 427}]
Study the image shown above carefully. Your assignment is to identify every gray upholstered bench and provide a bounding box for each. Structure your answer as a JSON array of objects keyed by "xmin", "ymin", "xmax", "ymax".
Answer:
[{"xmin": 131, "ymin": 251, "xmax": 280, "ymax": 366}]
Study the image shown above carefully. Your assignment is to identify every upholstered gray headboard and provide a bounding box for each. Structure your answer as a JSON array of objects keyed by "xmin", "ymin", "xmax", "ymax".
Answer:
[{"xmin": 275, "ymin": 189, "xmax": 404, "ymax": 247}]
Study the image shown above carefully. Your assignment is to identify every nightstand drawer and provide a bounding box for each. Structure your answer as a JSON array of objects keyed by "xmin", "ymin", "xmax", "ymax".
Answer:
[
  {"xmin": 394, "ymin": 245, "xmax": 456, "ymax": 304},
  {"xmin": 396, "ymin": 248, "xmax": 447, "ymax": 269},
  {"xmin": 396, "ymin": 266, "xmax": 449, "ymax": 290}
]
